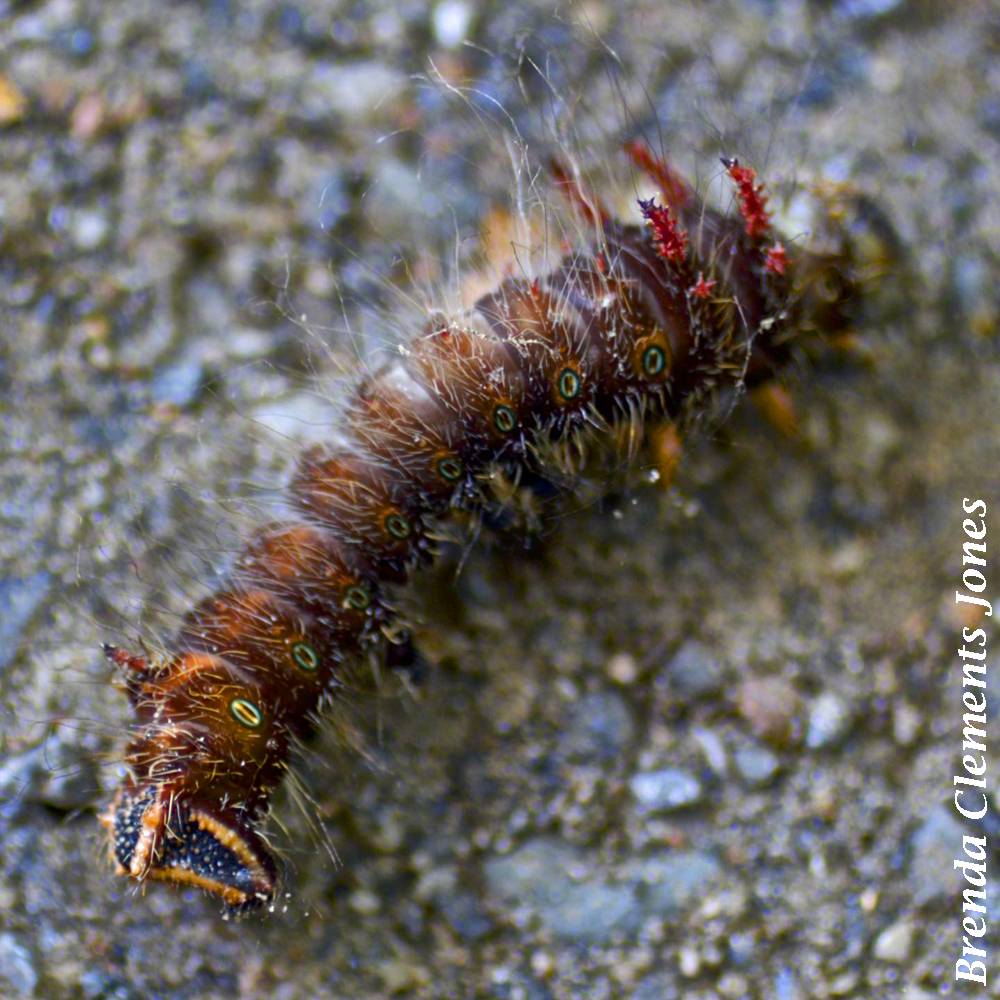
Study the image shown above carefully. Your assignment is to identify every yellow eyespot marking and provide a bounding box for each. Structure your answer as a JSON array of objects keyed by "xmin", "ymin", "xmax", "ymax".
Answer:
[
  {"xmin": 642, "ymin": 344, "xmax": 666, "ymax": 377},
  {"xmin": 384, "ymin": 512, "xmax": 412, "ymax": 540},
  {"xmin": 230, "ymin": 698, "xmax": 262, "ymax": 728},
  {"xmin": 291, "ymin": 642, "xmax": 318, "ymax": 672},
  {"xmin": 493, "ymin": 404, "xmax": 517, "ymax": 433},
  {"xmin": 437, "ymin": 456, "xmax": 463, "ymax": 482},
  {"xmin": 557, "ymin": 367, "xmax": 581, "ymax": 400},
  {"xmin": 344, "ymin": 584, "xmax": 372, "ymax": 610}
]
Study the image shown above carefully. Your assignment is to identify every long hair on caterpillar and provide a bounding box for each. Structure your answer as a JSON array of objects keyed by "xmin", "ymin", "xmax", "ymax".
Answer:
[
  {"xmin": 10, "ymin": 4, "xmax": 1000, "ymax": 999},
  {"xmin": 82, "ymin": 26, "xmax": 881, "ymax": 917}
]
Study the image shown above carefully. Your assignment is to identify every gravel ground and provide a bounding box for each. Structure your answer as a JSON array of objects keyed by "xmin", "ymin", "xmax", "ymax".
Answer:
[{"xmin": 1, "ymin": 1, "xmax": 999, "ymax": 998}]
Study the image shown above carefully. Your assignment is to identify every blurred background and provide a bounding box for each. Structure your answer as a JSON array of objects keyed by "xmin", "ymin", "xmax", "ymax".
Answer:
[{"xmin": 1, "ymin": 0, "xmax": 998, "ymax": 997}]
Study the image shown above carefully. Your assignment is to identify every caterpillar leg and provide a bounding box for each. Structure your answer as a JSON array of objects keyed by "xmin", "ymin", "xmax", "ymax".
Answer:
[
  {"xmin": 646, "ymin": 421, "xmax": 683, "ymax": 488},
  {"xmin": 749, "ymin": 383, "xmax": 800, "ymax": 439},
  {"xmin": 384, "ymin": 630, "xmax": 427, "ymax": 686}
]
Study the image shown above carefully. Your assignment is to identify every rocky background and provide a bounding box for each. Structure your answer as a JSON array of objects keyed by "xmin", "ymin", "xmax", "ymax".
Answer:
[{"xmin": 1, "ymin": 0, "xmax": 999, "ymax": 997}]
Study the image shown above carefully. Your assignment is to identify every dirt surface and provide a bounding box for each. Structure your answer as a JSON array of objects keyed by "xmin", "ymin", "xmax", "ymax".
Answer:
[{"xmin": 1, "ymin": 1, "xmax": 999, "ymax": 998}]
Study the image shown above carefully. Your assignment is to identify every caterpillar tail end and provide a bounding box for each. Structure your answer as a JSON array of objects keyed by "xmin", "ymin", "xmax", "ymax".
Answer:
[{"xmin": 103, "ymin": 782, "xmax": 278, "ymax": 913}]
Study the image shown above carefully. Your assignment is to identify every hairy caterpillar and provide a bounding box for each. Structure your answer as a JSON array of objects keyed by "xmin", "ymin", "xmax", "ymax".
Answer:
[{"xmin": 97, "ymin": 113, "xmax": 865, "ymax": 914}]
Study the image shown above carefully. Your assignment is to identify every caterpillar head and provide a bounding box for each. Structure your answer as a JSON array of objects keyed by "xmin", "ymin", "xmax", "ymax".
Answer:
[
  {"xmin": 103, "ymin": 780, "xmax": 279, "ymax": 913},
  {"xmin": 786, "ymin": 182, "xmax": 901, "ymax": 341}
]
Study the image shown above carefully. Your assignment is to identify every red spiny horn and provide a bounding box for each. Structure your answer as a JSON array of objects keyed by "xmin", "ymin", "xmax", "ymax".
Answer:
[
  {"xmin": 638, "ymin": 197, "xmax": 689, "ymax": 264},
  {"xmin": 722, "ymin": 157, "xmax": 772, "ymax": 239}
]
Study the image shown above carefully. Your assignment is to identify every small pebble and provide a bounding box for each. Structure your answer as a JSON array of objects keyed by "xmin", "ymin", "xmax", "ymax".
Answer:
[
  {"xmin": 834, "ymin": 0, "xmax": 905, "ymax": 22},
  {"xmin": 562, "ymin": 691, "xmax": 635, "ymax": 761},
  {"xmin": 728, "ymin": 930, "xmax": 756, "ymax": 965},
  {"xmin": 678, "ymin": 946, "xmax": 700, "ymax": 977},
  {"xmin": 71, "ymin": 209, "xmax": 110, "ymax": 250},
  {"xmin": 828, "ymin": 970, "xmax": 858, "ymax": 996},
  {"xmin": 150, "ymin": 360, "xmax": 204, "ymax": 407},
  {"xmin": 377, "ymin": 959, "xmax": 429, "ymax": 995},
  {"xmin": 484, "ymin": 839, "xmax": 641, "ymax": 941},
  {"xmin": 70, "ymin": 92, "xmax": 105, "ymax": 139},
  {"xmin": 370, "ymin": 810, "xmax": 406, "ymax": 853},
  {"xmin": 667, "ymin": 639, "xmax": 725, "ymax": 696},
  {"xmin": 774, "ymin": 967, "xmax": 803, "ymax": 1000},
  {"xmin": 439, "ymin": 892, "xmax": 493, "ymax": 941},
  {"xmin": 529, "ymin": 950, "xmax": 554, "ymax": 978},
  {"xmin": 0, "ymin": 933, "xmax": 38, "ymax": 997},
  {"xmin": 736, "ymin": 676, "xmax": 801, "ymax": 745},
  {"xmin": 892, "ymin": 701, "xmax": 921, "ymax": 746},
  {"xmin": 606, "ymin": 651, "xmax": 639, "ymax": 685},
  {"xmin": 414, "ymin": 865, "xmax": 457, "ymax": 902},
  {"xmin": 305, "ymin": 61, "xmax": 405, "ymax": 121},
  {"xmin": 432, "ymin": 0, "xmax": 473, "ymax": 48},
  {"xmin": 348, "ymin": 888, "xmax": 380, "ymax": 915},
  {"xmin": 873, "ymin": 919, "xmax": 913, "ymax": 963},
  {"xmin": 80, "ymin": 970, "xmax": 126, "ymax": 1000},
  {"xmin": 692, "ymin": 726, "xmax": 728, "ymax": 777},
  {"xmin": 733, "ymin": 743, "xmax": 780, "ymax": 788},
  {"xmin": 828, "ymin": 540, "xmax": 866, "ymax": 577},
  {"xmin": 805, "ymin": 692, "xmax": 852, "ymax": 749},
  {"xmin": 718, "ymin": 971, "xmax": 749, "ymax": 998},
  {"xmin": 0, "ymin": 74, "xmax": 27, "ymax": 125},
  {"xmin": 909, "ymin": 806, "xmax": 967, "ymax": 904},
  {"xmin": 630, "ymin": 769, "xmax": 702, "ymax": 812},
  {"xmin": 636, "ymin": 851, "xmax": 722, "ymax": 914}
]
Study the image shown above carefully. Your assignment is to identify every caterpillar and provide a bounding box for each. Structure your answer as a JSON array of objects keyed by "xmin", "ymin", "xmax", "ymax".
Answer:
[{"xmin": 99, "ymin": 124, "xmax": 864, "ymax": 913}]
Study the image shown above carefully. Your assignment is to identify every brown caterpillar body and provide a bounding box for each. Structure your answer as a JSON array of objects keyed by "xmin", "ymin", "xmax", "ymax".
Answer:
[{"xmin": 102, "ymin": 144, "xmax": 861, "ymax": 911}]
